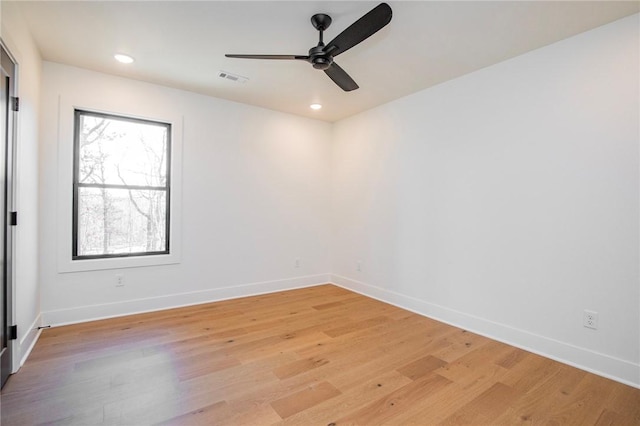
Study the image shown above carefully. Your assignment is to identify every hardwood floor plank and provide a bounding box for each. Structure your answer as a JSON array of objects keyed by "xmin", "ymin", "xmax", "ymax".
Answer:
[
  {"xmin": 323, "ymin": 315, "xmax": 392, "ymax": 338},
  {"xmin": 602, "ymin": 380, "xmax": 640, "ymax": 424},
  {"xmin": 270, "ymin": 381, "xmax": 341, "ymax": 419},
  {"xmin": 322, "ymin": 324, "xmax": 456, "ymax": 398},
  {"xmin": 273, "ymin": 356, "xmax": 330, "ymax": 380},
  {"xmin": 428, "ymin": 328, "xmax": 493, "ymax": 363},
  {"xmin": 538, "ymin": 374, "xmax": 633, "ymax": 425},
  {"xmin": 492, "ymin": 362, "xmax": 587, "ymax": 424},
  {"xmin": 157, "ymin": 400, "xmax": 229, "ymax": 426},
  {"xmin": 388, "ymin": 371, "xmax": 505, "ymax": 425},
  {"xmin": 494, "ymin": 346, "xmax": 529, "ymax": 369},
  {"xmin": 1, "ymin": 284, "xmax": 638, "ymax": 426},
  {"xmin": 397, "ymin": 354, "xmax": 448, "ymax": 380},
  {"xmin": 440, "ymin": 382, "xmax": 521, "ymax": 425},
  {"xmin": 594, "ymin": 409, "xmax": 627, "ymax": 426},
  {"xmin": 334, "ymin": 372, "xmax": 452, "ymax": 425},
  {"xmin": 174, "ymin": 351, "xmax": 242, "ymax": 381},
  {"xmin": 311, "ymin": 301, "xmax": 345, "ymax": 310},
  {"xmin": 159, "ymin": 398, "xmax": 282, "ymax": 426},
  {"xmin": 436, "ymin": 340, "xmax": 512, "ymax": 386},
  {"xmin": 177, "ymin": 352, "xmax": 297, "ymax": 404},
  {"xmin": 279, "ymin": 370, "xmax": 412, "ymax": 426}
]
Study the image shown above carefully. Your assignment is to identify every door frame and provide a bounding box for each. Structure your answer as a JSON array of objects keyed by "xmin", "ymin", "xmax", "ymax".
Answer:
[{"xmin": 0, "ymin": 39, "xmax": 18, "ymax": 387}]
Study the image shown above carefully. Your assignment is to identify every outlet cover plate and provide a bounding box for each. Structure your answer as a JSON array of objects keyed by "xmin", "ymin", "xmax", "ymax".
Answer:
[{"xmin": 583, "ymin": 310, "xmax": 598, "ymax": 330}]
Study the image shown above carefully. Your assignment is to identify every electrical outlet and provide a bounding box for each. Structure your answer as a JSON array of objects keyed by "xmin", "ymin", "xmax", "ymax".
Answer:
[
  {"xmin": 583, "ymin": 310, "xmax": 598, "ymax": 330},
  {"xmin": 115, "ymin": 274, "xmax": 124, "ymax": 287},
  {"xmin": 356, "ymin": 260, "xmax": 362, "ymax": 272},
  {"xmin": 295, "ymin": 258, "xmax": 300, "ymax": 268}
]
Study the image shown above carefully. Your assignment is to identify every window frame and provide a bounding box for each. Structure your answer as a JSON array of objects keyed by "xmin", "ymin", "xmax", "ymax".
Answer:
[
  {"xmin": 56, "ymin": 96, "xmax": 182, "ymax": 273},
  {"xmin": 72, "ymin": 109, "xmax": 172, "ymax": 260}
]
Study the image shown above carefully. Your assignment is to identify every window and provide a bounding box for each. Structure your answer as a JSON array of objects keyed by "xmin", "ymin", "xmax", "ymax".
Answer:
[{"xmin": 73, "ymin": 110, "xmax": 171, "ymax": 259}]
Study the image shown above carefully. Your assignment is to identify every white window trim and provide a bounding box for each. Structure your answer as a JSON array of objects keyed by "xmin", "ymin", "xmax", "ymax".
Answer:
[{"xmin": 57, "ymin": 95, "xmax": 183, "ymax": 272}]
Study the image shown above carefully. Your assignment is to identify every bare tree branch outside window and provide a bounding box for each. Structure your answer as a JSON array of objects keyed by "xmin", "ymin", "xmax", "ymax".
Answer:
[{"xmin": 73, "ymin": 110, "xmax": 171, "ymax": 259}]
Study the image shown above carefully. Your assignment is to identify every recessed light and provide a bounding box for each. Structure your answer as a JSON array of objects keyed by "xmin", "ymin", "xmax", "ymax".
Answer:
[
  {"xmin": 310, "ymin": 104, "xmax": 322, "ymax": 110},
  {"xmin": 114, "ymin": 54, "xmax": 134, "ymax": 64}
]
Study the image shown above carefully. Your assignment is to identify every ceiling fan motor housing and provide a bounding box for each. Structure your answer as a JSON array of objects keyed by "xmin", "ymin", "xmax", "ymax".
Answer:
[{"xmin": 309, "ymin": 45, "xmax": 333, "ymax": 70}]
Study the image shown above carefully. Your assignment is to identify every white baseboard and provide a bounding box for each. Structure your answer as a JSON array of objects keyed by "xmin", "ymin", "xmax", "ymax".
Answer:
[
  {"xmin": 330, "ymin": 274, "xmax": 640, "ymax": 389},
  {"xmin": 41, "ymin": 274, "xmax": 331, "ymax": 327},
  {"xmin": 18, "ymin": 313, "xmax": 43, "ymax": 371}
]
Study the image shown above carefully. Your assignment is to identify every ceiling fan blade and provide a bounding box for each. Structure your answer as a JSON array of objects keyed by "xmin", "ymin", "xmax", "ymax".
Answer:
[
  {"xmin": 324, "ymin": 62, "xmax": 359, "ymax": 92},
  {"xmin": 225, "ymin": 54, "xmax": 309, "ymax": 60},
  {"xmin": 324, "ymin": 3, "xmax": 392, "ymax": 57}
]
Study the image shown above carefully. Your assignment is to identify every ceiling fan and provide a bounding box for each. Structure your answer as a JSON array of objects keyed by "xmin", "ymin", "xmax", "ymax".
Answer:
[{"xmin": 225, "ymin": 3, "xmax": 392, "ymax": 92}]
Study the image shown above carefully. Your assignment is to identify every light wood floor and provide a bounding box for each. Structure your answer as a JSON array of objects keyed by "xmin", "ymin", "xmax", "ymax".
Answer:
[{"xmin": 1, "ymin": 285, "xmax": 639, "ymax": 425}]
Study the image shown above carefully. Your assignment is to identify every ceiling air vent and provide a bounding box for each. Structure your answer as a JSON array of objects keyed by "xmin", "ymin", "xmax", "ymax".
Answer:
[{"xmin": 218, "ymin": 71, "xmax": 248, "ymax": 84}]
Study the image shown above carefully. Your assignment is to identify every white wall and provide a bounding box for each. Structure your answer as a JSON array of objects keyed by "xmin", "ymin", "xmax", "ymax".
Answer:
[
  {"xmin": 39, "ymin": 63, "xmax": 332, "ymax": 324},
  {"xmin": 1, "ymin": 2, "xmax": 42, "ymax": 369},
  {"xmin": 331, "ymin": 14, "xmax": 639, "ymax": 387}
]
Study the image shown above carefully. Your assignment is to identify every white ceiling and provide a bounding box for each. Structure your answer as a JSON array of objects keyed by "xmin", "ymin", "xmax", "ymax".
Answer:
[{"xmin": 12, "ymin": 1, "xmax": 639, "ymax": 122}]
